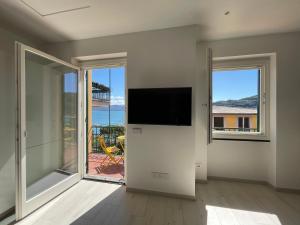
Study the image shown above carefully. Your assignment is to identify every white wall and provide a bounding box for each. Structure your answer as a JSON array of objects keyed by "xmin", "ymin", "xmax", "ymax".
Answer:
[
  {"xmin": 200, "ymin": 31, "xmax": 300, "ymax": 189},
  {"xmin": 45, "ymin": 27, "xmax": 300, "ymax": 192},
  {"xmin": 45, "ymin": 26, "xmax": 199, "ymax": 197},
  {"xmin": 207, "ymin": 140, "xmax": 270, "ymax": 182},
  {"xmin": 0, "ymin": 27, "xmax": 43, "ymax": 215}
]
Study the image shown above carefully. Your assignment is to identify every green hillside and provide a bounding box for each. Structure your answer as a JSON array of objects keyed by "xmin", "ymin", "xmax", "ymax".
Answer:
[{"xmin": 213, "ymin": 95, "xmax": 258, "ymax": 108}]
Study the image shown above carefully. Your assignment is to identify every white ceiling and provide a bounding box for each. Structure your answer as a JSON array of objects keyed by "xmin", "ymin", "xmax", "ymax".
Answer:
[
  {"xmin": 0, "ymin": 0, "xmax": 300, "ymax": 43},
  {"xmin": 20, "ymin": 0, "xmax": 91, "ymax": 16}
]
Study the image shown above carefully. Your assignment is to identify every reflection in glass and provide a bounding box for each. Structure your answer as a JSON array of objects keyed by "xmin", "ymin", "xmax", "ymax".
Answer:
[{"xmin": 25, "ymin": 51, "xmax": 78, "ymax": 200}]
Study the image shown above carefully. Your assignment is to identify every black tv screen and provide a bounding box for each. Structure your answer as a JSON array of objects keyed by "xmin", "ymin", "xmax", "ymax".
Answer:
[{"xmin": 128, "ymin": 87, "xmax": 192, "ymax": 126}]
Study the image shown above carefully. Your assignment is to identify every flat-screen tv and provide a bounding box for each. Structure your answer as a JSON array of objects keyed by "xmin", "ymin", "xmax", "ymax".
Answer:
[{"xmin": 128, "ymin": 87, "xmax": 192, "ymax": 126}]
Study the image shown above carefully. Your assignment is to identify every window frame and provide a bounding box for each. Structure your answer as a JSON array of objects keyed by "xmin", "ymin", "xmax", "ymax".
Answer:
[
  {"xmin": 212, "ymin": 56, "xmax": 270, "ymax": 141},
  {"xmin": 237, "ymin": 116, "xmax": 251, "ymax": 132}
]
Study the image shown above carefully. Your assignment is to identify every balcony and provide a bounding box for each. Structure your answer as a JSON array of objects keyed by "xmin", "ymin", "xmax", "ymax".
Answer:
[
  {"xmin": 213, "ymin": 127, "xmax": 258, "ymax": 132},
  {"xmin": 91, "ymin": 125, "xmax": 125, "ymax": 152},
  {"xmin": 87, "ymin": 125, "xmax": 125, "ymax": 180}
]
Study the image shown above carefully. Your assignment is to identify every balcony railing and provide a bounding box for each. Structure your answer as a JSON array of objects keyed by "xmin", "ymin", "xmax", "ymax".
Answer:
[
  {"xmin": 92, "ymin": 125, "xmax": 125, "ymax": 153},
  {"xmin": 213, "ymin": 127, "xmax": 258, "ymax": 132},
  {"xmin": 92, "ymin": 91, "xmax": 110, "ymax": 102}
]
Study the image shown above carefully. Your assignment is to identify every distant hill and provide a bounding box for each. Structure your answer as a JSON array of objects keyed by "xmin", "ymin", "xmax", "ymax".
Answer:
[
  {"xmin": 93, "ymin": 105, "xmax": 125, "ymax": 111},
  {"xmin": 213, "ymin": 95, "xmax": 258, "ymax": 108}
]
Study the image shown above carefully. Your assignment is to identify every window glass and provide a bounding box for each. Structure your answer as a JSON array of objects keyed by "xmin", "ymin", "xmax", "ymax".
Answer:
[
  {"xmin": 212, "ymin": 68, "xmax": 260, "ymax": 133},
  {"xmin": 213, "ymin": 117, "xmax": 224, "ymax": 130},
  {"xmin": 238, "ymin": 117, "xmax": 243, "ymax": 129},
  {"xmin": 25, "ymin": 51, "xmax": 78, "ymax": 200},
  {"xmin": 244, "ymin": 117, "xmax": 250, "ymax": 129}
]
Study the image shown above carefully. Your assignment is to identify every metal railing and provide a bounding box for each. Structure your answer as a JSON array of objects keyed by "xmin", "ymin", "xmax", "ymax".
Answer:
[
  {"xmin": 92, "ymin": 125, "xmax": 125, "ymax": 153},
  {"xmin": 92, "ymin": 92, "xmax": 110, "ymax": 102},
  {"xmin": 213, "ymin": 127, "xmax": 258, "ymax": 132}
]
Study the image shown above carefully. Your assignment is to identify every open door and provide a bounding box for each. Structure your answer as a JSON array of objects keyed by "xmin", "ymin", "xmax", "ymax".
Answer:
[
  {"xmin": 83, "ymin": 64, "xmax": 126, "ymax": 183},
  {"xmin": 207, "ymin": 48, "xmax": 213, "ymax": 144},
  {"xmin": 15, "ymin": 43, "xmax": 83, "ymax": 219}
]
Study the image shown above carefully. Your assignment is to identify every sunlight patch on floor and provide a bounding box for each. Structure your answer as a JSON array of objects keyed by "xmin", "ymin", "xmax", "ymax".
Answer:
[
  {"xmin": 16, "ymin": 181, "xmax": 122, "ymax": 225},
  {"xmin": 206, "ymin": 205, "xmax": 282, "ymax": 225}
]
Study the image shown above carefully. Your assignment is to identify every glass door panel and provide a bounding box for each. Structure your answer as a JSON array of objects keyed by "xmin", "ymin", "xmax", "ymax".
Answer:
[
  {"xmin": 85, "ymin": 66, "xmax": 125, "ymax": 182},
  {"xmin": 16, "ymin": 44, "xmax": 82, "ymax": 219}
]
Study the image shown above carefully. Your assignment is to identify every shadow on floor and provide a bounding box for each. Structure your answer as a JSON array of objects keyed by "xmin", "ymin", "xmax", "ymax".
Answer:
[
  {"xmin": 70, "ymin": 180, "xmax": 300, "ymax": 225},
  {"xmin": 70, "ymin": 184, "xmax": 207, "ymax": 225}
]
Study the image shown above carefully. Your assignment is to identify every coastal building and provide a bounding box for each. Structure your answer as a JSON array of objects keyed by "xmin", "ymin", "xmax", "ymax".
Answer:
[{"xmin": 213, "ymin": 106, "xmax": 257, "ymax": 132}]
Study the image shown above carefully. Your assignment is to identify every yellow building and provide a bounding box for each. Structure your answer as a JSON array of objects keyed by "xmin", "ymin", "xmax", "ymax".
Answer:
[{"xmin": 213, "ymin": 106, "xmax": 257, "ymax": 132}]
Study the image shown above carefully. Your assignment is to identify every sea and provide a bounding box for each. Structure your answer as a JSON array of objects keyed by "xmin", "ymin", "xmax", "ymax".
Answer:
[{"xmin": 92, "ymin": 108, "xmax": 125, "ymax": 126}]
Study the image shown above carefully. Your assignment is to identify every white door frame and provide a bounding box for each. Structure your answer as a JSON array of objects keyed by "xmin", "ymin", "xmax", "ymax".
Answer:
[
  {"xmin": 78, "ymin": 59, "xmax": 127, "ymax": 184},
  {"xmin": 15, "ymin": 42, "xmax": 84, "ymax": 220}
]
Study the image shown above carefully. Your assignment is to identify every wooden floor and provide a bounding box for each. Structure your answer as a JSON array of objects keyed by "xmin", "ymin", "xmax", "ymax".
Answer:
[{"xmin": 15, "ymin": 180, "xmax": 300, "ymax": 225}]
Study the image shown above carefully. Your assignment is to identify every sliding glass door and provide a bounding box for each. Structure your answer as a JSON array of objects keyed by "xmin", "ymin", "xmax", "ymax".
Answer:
[{"xmin": 16, "ymin": 43, "xmax": 83, "ymax": 219}]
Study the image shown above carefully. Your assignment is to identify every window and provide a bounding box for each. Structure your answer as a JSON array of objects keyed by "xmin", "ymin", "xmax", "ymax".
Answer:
[
  {"xmin": 244, "ymin": 117, "xmax": 250, "ymax": 129},
  {"xmin": 212, "ymin": 57, "xmax": 269, "ymax": 140},
  {"xmin": 213, "ymin": 117, "xmax": 224, "ymax": 130},
  {"xmin": 238, "ymin": 117, "xmax": 250, "ymax": 131},
  {"xmin": 238, "ymin": 117, "xmax": 243, "ymax": 129}
]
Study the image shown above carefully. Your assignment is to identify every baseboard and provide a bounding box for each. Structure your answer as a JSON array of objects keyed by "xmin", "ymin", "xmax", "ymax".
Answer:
[
  {"xmin": 268, "ymin": 182, "xmax": 300, "ymax": 194},
  {"xmin": 207, "ymin": 176, "xmax": 269, "ymax": 185},
  {"xmin": 206, "ymin": 176, "xmax": 300, "ymax": 195},
  {"xmin": 126, "ymin": 187, "xmax": 196, "ymax": 200},
  {"xmin": 195, "ymin": 179, "xmax": 208, "ymax": 184},
  {"xmin": 0, "ymin": 207, "xmax": 15, "ymax": 221},
  {"xmin": 273, "ymin": 186, "xmax": 300, "ymax": 194}
]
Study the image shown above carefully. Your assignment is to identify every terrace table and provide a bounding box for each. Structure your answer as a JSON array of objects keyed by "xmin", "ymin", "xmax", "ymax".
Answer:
[{"xmin": 117, "ymin": 135, "xmax": 125, "ymax": 151}]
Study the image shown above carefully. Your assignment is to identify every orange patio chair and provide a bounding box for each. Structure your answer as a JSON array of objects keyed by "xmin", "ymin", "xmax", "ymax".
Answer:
[{"xmin": 98, "ymin": 135, "xmax": 124, "ymax": 166}]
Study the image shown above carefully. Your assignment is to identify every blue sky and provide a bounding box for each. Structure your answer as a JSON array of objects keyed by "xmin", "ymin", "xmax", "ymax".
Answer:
[
  {"xmin": 92, "ymin": 67, "xmax": 125, "ymax": 105},
  {"xmin": 65, "ymin": 67, "xmax": 256, "ymax": 104},
  {"xmin": 213, "ymin": 69, "xmax": 259, "ymax": 102},
  {"xmin": 64, "ymin": 72, "xmax": 77, "ymax": 93}
]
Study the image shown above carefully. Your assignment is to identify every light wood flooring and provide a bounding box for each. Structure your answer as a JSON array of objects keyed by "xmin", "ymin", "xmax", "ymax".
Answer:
[{"xmin": 14, "ymin": 179, "xmax": 300, "ymax": 225}]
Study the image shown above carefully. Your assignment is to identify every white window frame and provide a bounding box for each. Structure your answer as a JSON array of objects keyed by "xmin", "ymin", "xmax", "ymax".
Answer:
[{"xmin": 212, "ymin": 56, "xmax": 270, "ymax": 141}]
